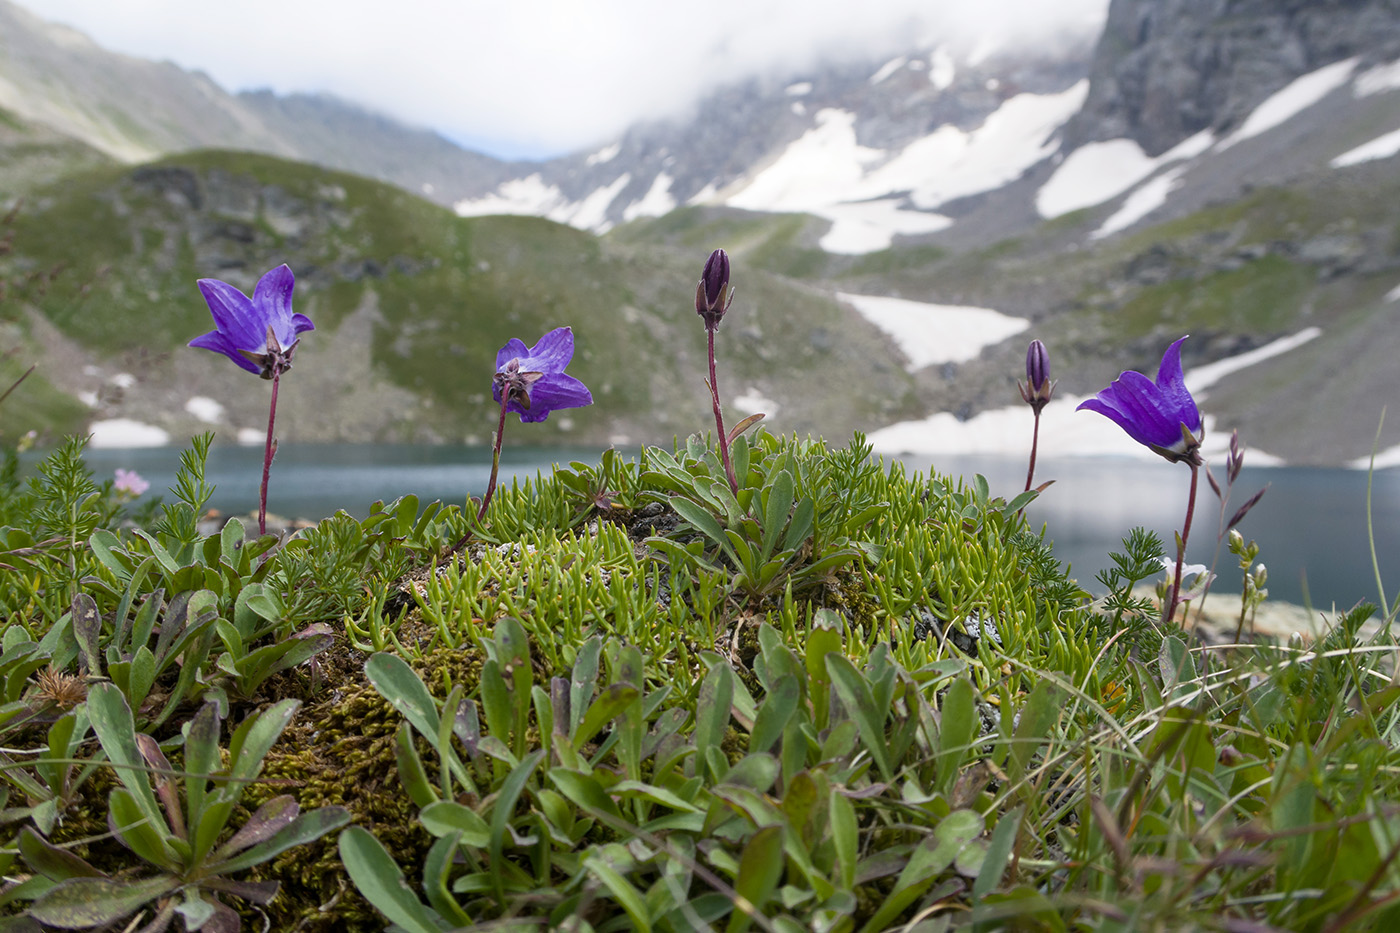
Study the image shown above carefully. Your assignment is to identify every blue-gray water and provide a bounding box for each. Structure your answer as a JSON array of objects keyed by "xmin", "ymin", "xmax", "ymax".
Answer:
[{"xmin": 44, "ymin": 445, "xmax": 1400, "ymax": 611}]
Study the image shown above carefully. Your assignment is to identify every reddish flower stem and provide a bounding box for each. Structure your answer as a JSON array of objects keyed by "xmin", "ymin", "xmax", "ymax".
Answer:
[
  {"xmin": 258, "ymin": 370, "xmax": 280, "ymax": 537},
  {"xmin": 1164, "ymin": 460, "xmax": 1200, "ymax": 626},
  {"xmin": 708, "ymin": 326, "xmax": 739, "ymax": 496},
  {"xmin": 478, "ymin": 392, "xmax": 511, "ymax": 522},
  {"xmin": 1024, "ymin": 409, "xmax": 1042, "ymax": 494}
]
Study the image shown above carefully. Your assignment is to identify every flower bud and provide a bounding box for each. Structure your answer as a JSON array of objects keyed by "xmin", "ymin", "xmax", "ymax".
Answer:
[
  {"xmin": 1018, "ymin": 339, "xmax": 1055, "ymax": 412},
  {"xmin": 695, "ymin": 248, "xmax": 733, "ymax": 330}
]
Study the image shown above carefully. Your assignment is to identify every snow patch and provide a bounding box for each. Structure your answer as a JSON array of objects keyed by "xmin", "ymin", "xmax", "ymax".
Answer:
[
  {"xmin": 236, "ymin": 427, "xmax": 264, "ymax": 445},
  {"xmin": 1037, "ymin": 139, "xmax": 1159, "ymax": 218},
  {"xmin": 1331, "ymin": 127, "xmax": 1400, "ymax": 167},
  {"xmin": 728, "ymin": 109, "xmax": 882, "ymax": 212},
  {"xmin": 622, "ymin": 173, "xmax": 676, "ymax": 222},
  {"xmin": 78, "ymin": 390, "xmax": 98, "ymax": 407},
  {"xmin": 839, "ymin": 293, "xmax": 1028, "ymax": 371},
  {"xmin": 785, "ymin": 81, "xmax": 813, "ymax": 96},
  {"xmin": 1384, "ymin": 281, "xmax": 1400, "ymax": 302},
  {"xmin": 585, "ymin": 143, "xmax": 620, "ymax": 165},
  {"xmin": 791, "ymin": 102, "xmax": 806, "ymax": 116},
  {"xmin": 1038, "ymin": 129, "xmax": 1213, "ymax": 220},
  {"xmin": 89, "ymin": 419, "xmax": 170, "ymax": 448},
  {"xmin": 564, "ymin": 174, "xmax": 631, "ymax": 233},
  {"xmin": 929, "ymin": 48, "xmax": 956, "ymax": 90},
  {"xmin": 869, "ymin": 57, "xmax": 906, "ymax": 85},
  {"xmin": 1349, "ymin": 445, "xmax": 1400, "ymax": 469},
  {"xmin": 734, "ymin": 388, "xmax": 778, "ymax": 417},
  {"xmin": 1354, "ymin": 59, "xmax": 1400, "ymax": 97},
  {"xmin": 1219, "ymin": 58, "xmax": 1358, "ymax": 151},
  {"xmin": 456, "ymin": 171, "xmax": 630, "ymax": 233},
  {"xmin": 1184, "ymin": 328, "xmax": 1321, "ymax": 394},
  {"xmin": 184, "ymin": 396, "xmax": 225, "ymax": 423},
  {"xmin": 111, "ymin": 373, "xmax": 136, "ymax": 389},
  {"xmin": 816, "ymin": 200, "xmax": 951, "ymax": 254},
  {"xmin": 1092, "ymin": 165, "xmax": 1188, "ymax": 239}
]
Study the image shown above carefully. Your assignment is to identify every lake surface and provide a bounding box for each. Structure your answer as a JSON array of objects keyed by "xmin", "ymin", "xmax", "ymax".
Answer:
[{"xmin": 46, "ymin": 444, "xmax": 1400, "ymax": 612}]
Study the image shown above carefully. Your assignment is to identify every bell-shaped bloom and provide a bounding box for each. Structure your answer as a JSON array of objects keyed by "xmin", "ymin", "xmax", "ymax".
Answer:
[
  {"xmin": 695, "ymin": 248, "xmax": 734, "ymax": 330},
  {"xmin": 1018, "ymin": 339, "xmax": 1055, "ymax": 412},
  {"xmin": 189, "ymin": 264, "xmax": 314, "ymax": 379},
  {"xmin": 1077, "ymin": 336, "xmax": 1203, "ymax": 463},
  {"xmin": 493, "ymin": 326, "xmax": 593, "ymax": 424}
]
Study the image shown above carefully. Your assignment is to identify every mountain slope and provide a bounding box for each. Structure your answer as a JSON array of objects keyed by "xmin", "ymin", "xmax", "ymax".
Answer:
[
  {"xmin": 0, "ymin": 0, "xmax": 508, "ymax": 205},
  {"xmin": 0, "ymin": 152, "xmax": 919, "ymax": 448}
]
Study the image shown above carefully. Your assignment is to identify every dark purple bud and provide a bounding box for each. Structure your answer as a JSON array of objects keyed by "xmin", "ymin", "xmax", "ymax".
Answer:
[
  {"xmin": 696, "ymin": 248, "xmax": 733, "ymax": 329},
  {"xmin": 1018, "ymin": 339, "xmax": 1055, "ymax": 412}
]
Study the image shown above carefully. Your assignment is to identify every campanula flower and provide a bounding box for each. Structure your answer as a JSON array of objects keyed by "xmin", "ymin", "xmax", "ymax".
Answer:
[
  {"xmin": 189, "ymin": 264, "xmax": 314, "ymax": 379},
  {"xmin": 1077, "ymin": 336, "xmax": 1202, "ymax": 463},
  {"xmin": 493, "ymin": 327, "xmax": 592, "ymax": 423},
  {"xmin": 695, "ymin": 248, "xmax": 733, "ymax": 331},
  {"xmin": 1018, "ymin": 339, "xmax": 1055, "ymax": 413}
]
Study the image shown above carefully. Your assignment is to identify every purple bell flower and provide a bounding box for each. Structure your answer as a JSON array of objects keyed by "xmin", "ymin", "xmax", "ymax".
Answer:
[
  {"xmin": 1077, "ymin": 336, "xmax": 1203, "ymax": 463},
  {"xmin": 695, "ymin": 248, "xmax": 733, "ymax": 331},
  {"xmin": 1018, "ymin": 339, "xmax": 1055, "ymax": 412},
  {"xmin": 189, "ymin": 264, "xmax": 314, "ymax": 379},
  {"xmin": 493, "ymin": 326, "xmax": 593, "ymax": 424}
]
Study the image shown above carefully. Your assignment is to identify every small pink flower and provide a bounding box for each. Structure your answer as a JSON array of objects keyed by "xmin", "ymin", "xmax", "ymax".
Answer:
[{"xmin": 114, "ymin": 468, "xmax": 150, "ymax": 497}]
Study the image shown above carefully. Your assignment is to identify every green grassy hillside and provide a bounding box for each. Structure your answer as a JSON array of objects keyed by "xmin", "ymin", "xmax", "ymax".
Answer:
[{"xmin": 0, "ymin": 151, "xmax": 919, "ymax": 447}]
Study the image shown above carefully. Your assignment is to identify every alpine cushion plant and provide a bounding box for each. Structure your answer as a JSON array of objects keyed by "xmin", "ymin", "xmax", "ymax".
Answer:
[
  {"xmin": 1077, "ymin": 335, "xmax": 1203, "ymax": 625},
  {"xmin": 188, "ymin": 264, "xmax": 313, "ymax": 536},
  {"xmin": 477, "ymin": 326, "xmax": 592, "ymax": 521}
]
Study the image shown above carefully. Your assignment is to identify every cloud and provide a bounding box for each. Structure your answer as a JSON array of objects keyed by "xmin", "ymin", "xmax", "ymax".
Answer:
[{"xmin": 19, "ymin": 0, "xmax": 1108, "ymax": 158}]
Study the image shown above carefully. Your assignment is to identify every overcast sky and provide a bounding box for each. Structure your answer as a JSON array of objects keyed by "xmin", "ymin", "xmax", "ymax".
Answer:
[{"xmin": 17, "ymin": 0, "xmax": 1109, "ymax": 159}]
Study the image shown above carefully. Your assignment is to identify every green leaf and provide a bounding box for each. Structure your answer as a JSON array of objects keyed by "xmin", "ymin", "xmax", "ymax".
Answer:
[
  {"xmin": 365, "ymin": 652, "xmax": 440, "ymax": 741},
  {"xmin": 338, "ymin": 827, "xmax": 445, "ymax": 933},
  {"xmin": 825, "ymin": 655, "xmax": 892, "ymax": 782},
  {"xmin": 936, "ymin": 677, "xmax": 977, "ymax": 795},
  {"xmin": 419, "ymin": 801, "xmax": 491, "ymax": 847},
  {"xmin": 727, "ymin": 825, "xmax": 784, "ymax": 933},
  {"xmin": 488, "ymin": 750, "xmax": 544, "ymax": 904},
  {"xmin": 761, "ymin": 470, "xmax": 795, "ymax": 561},
  {"xmin": 209, "ymin": 806, "xmax": 351, "ymax": 875},
  {"xmin": 749, "ymin": 674, "xmax": 800, "ymax": 754},
  {"xmin": 973, "ymin": 805, "xmax": 1023, "ymax": 899},
  {"xmin": 86, "ymin": 684, "xmax": 168, "ymax": 841},
  {"xmin": 28, "ymin": 875, "xmax": 180, "ymax": 928},
  {"xmin": 422, "ymin": 833, "xmax": 473, "ymax": 928},
  {"xmin": 830, "ymin": 790, "xmax": 858, "ymax": 889},
  {"xmin": 69, "ymin": 594, "xmax": 101, "ymax": 677},
  {"xmin": 17, "ymin": 828, "xmax": 102, "ymax": 882},
  {"xmin": 695, "ymin": 662, "xmax": 734, "ymax": 780},
  {"xmin": 584, "ymin": 851, "xmax": 652, "ymax": 933}
]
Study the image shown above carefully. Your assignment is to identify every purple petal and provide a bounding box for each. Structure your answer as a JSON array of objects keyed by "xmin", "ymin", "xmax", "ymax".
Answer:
[
  {"xmin": 197, "ymin": 278, "xmax": 264, "ymax": 352},
  {"xmin": 1153, "ymin": 336, "xmax": 1200, "ymax": 433},
  {"xmin": 496, "ymin": 373, "xmax": 592, "ymax": 423},
  {"xmin": 517, "ymin": 327, "xmax": 575, "ymax": 374},
  {"xmin": 495, "ymin": 338, "xmax": 530, "ymax": 371},
  {"xmin": 189, "ymin": 329, "xmax": 261, "ymax": 374},
  {"xmin": 290, "ymin": 313, "xmax": 315, "ymax": 336},
  {"xmin": 253, "ymin": 264, "xmax": 295, "ymax": 325}
]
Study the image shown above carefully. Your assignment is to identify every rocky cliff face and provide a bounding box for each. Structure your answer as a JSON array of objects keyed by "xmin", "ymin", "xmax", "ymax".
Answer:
[{"xmin": 1066, "ymin": 0, "xmax": 1400, "ymax": 155}]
